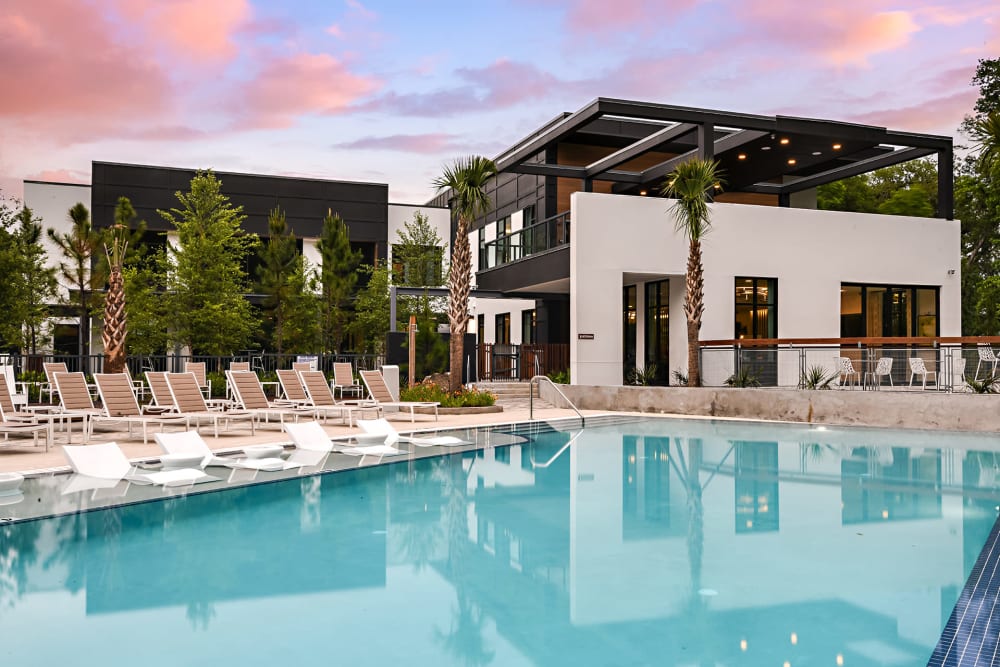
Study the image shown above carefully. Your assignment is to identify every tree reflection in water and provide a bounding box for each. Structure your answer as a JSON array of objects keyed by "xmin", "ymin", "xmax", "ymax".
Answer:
[
  {"xmin": 434, "ymin": 453, "xmax": 496, "ymax": 666},
  {"xmin": 0, "ymin": 519, "xmax": 42, "ymax": 610}
]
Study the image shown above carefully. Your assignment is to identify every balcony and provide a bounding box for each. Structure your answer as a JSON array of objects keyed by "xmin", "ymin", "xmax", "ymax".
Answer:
[{"xmin": 480, "ymin": 211, "xmax": 570, "ymax": 271}]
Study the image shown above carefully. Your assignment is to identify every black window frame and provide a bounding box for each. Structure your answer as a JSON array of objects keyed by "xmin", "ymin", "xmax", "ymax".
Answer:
[{"xmin": 735, "ymin": 277, "xmax": 777, "ymax": 340}]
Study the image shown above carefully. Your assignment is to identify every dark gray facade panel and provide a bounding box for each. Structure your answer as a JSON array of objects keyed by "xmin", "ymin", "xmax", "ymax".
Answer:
[
  {"xmin": 476, "ymin": 246, "xmax": 569, "ymax": 293},
  {"xmin": 91, "ymin": 162, "xmax": 388, "ymax": 239}
]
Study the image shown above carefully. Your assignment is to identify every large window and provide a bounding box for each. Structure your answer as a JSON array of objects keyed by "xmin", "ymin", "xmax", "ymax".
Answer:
[
  {"xmin": 735, "ymin": 277, "xmax": 777, "ymax": 339},
  {"xmin": 391, "ymin": 244, "xmax": 443, "ymax": 286},
  {"xmin": 644, "ymin": 280, "xmax": 669, "ymax": 385},
  {"xmin": 840, "ymin": 284, "xmax": 939, "ymax": 337},
  {"xmin": 623, "ymin": 285, "xmax": 637, "ymax": 383},
  {"xmin": 521, "ymin": 310, "xmax": 536, "ymax": 344},
  {"xmin": 477, "ymin": 314, "xmax": 485, "ymax": 345},
  {"xmin": 495, "ymin": 313, "xmax": 511, "ymax": 345}
]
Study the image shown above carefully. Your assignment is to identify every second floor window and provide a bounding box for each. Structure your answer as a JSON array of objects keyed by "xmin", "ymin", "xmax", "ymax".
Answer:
[{"xmin": 735, "ymin": 277, "xmax": 777, "ymax": 339}]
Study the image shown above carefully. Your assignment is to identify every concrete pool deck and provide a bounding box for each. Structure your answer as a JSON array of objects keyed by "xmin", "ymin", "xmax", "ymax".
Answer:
[{"xmin": 0, "ymin": 405, "xmax": 594, "ymax": 475}]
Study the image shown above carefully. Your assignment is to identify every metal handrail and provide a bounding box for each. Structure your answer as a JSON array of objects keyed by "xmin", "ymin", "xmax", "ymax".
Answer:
[
  {"xmin": 528, "ymin": 374, "xmax": 584, "ymax": 426},
  {"xmin": 528, "ymin": 429, "xmax": 582, "ymax": 468}
]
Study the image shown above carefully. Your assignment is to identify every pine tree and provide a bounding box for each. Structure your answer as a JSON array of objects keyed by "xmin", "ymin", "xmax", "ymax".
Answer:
[
  {"xmin": 14, "ymin": 206, "xmax": 58, "ymax": 354},
  {"xmin": 283, "ymin": 257, "xmax": 323, "ymax": 353},
  {"xmin": 349, "ymin": 262, "xmax": 390, "ymax": 354},
  {"xmin": 316, "ymin": 211, "xmax": 361, "ymax": 352},
  {"xmin": 257, "ymin": 206, "xmax": 298, "ymax": 355},
  {"xmin": 159, "ymin": 171, "xmax": 259, "ymax": 356}
]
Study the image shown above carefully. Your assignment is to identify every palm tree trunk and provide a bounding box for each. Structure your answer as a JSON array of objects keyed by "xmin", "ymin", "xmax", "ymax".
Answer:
[
  {"xmin": 103, "ymin": 265, "xmax": 127, "ymax": 374},
  {"xmin": 685, "ymin": 239, "xmax": 704, "ymax": 386},
  {"xmin": 448, "ymin": 215, "xmax": 472, "ymax": 392}
]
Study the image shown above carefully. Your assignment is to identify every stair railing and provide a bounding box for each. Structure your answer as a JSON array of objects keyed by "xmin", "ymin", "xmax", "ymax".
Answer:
[{"xmin": 529, "ymin": 375, "xmax": 584, "ymax": 426}]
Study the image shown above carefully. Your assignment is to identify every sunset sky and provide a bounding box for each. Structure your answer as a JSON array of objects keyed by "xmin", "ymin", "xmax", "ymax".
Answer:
[{"xmin": 1, "ymin": 0, "xmax": 996, "ymax": 209}]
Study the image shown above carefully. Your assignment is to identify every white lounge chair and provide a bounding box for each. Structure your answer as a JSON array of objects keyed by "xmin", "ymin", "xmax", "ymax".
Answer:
[
  {"xmin": 357, "ymin": 418, "xmax": 469, "ymax": 447},
  {"xmin": 93, "ymin": 373, "xmax": 190, "ymax": 444},
  {"xmin": 165, "ymin": 372, "xmax": 256, "ymax": 437},
  {"xmin": 283, "ymin": 420, "xmax": 403, "ymax": 457},
  {"xmin": 226, "ymin": 370, "xmax": 317, "ymax": 424},
  {"xmin": 62, "ymin": 442, "xmax": 216, "ymax": 487},
  {"xmin": 154, "ymin": 430, "xmax": 303, "ymax": 471},
  {"xmin": 298, "ymin": 370, "xmax": 380, "ymax": 425},
  {"xmin": 359, "ymin": 370, "xmax": 439, "ymax": 422}
]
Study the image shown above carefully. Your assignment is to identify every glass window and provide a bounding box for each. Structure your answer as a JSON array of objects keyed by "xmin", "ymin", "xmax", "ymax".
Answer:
[
  {"xmin": 521, "ymin": 310, "xmax": 536, "ymax": 344},
  {"xmin": 477, "ymin": 314, "xmax": 485, "ymax": 345},
  {"xmin": 840, "ymin": 284, "xmax": 939, "ymax": 337},
  {"xmin": 644, "ymin": 280, "xmax": 669, "ymax": 385},
  {"xmin": 623, "ymin": 285, "xmax": 637, "ymax": 382},
  {"xmin": 495, "ymin": 313, "xmax": 511, "ymax": 345},
  {"xmin": 734, "ymin": 277, "xmax": 777, "ymax": 339},
  {"xmin": 523, "ymin": 205, "xmax": 536, "ymax": 228}
]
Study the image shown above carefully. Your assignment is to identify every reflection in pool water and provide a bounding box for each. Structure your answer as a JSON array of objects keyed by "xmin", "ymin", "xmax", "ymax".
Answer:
[{"xmin": 1, "ymin": 418, "xmax": 997, "ymax": 666}]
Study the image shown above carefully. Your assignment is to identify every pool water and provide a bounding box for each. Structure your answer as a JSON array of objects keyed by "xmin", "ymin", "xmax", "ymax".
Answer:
[{"xmin": 2, "ymin": 417, "xmax": 998, "ymax": 666}]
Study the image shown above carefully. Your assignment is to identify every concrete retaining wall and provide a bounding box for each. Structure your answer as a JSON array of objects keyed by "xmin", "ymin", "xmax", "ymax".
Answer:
[{"xmin": 542, "ymin": 384, "xmax": 1000, "ymax": 433}]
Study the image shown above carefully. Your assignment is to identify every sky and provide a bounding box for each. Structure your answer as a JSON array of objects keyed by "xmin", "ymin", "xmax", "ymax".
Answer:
[{"xmin": 1, "ymin": 0, "xmax": 996, "ymax": 208}]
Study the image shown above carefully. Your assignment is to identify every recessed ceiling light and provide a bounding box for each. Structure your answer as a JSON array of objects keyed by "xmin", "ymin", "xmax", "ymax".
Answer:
[
  {"xmin": 787, "ymin": 158, "xmax": 797, "ymax": 165},
  {"xmin": 832, "ymin": 143, "xmax": 842, "ymax": 150},
  {"xmin": 738, "ymin": 153, "xmax": 747, "ymax": 160},
  {"xmin": 761, "ymin": 146, "xmax": 771, "ymax": 151},
  {"xmin": 639, "ymin": 190, "xmax": 647, "ymax": 196},
  {"xmin": 779, "ymin": 138, "xmax": 790, "ymax": 145},
  {"xmin": 812, "ymin": 151, "xmax": 822, "ymax": 156}
]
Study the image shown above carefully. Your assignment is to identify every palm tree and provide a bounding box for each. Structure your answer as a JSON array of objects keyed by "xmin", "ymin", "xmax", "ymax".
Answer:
[
  {"xmin": 972, "ymin": 110, "xmax": 1000, "ymax": 172},
  {"xmin": 660, "ymin": 159, "xmax": 725, "ymax": 387},
  {"xmin": 102, "ymin": 197, "xmax": 133, "ymax": 374},
  {"xmin": 432, "ymin": 156, "xmax": 497, "ymax": 393},
  {"xmin": 48, "ymin": 203, "xmax": 105, "ymax": 374}
]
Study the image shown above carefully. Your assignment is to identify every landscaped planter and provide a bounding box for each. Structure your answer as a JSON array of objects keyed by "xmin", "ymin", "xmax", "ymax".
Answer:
[{"xmin": 413, "ymin": 405, "xmax": 503, "ymax": 415}]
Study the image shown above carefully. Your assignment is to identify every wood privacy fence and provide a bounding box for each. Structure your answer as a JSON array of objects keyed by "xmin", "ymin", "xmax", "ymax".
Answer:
[{"xmin": 476, "ymin": 344, "xmax": 569, "ymax": 381}]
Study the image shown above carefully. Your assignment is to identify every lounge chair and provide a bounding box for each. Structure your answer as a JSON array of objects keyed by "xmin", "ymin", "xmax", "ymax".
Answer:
[
  {"xmin": 359, "ymin": 370, "xmax": 439, "ymax": 422},
  {"xmin": 357, "ymin": 418, "xmax": 469, "ymax": 447},
  {"xmin": 154, "ymin": 430, "xmax": 304, "ymax": 471},
  {"xmin": 299, "ymin": 370, "xmax": 380, "ymax": 426},
  {"xmin": 165, "ymin": 372, "xmax": 256, "ymax": 438},
  {"xmin": 93, "ymin": 373, "xmax": 190, "ymax": 445},
  {"xmin": 53, "ymin": 371, "xmax": 109, "ymax": 440},
  {"xmin": 226, "ymin": 370, "xmax": 317, "ymax": 424},
  {"xmin": 0, "ymin": 400, "xmax": 52, "ymax": 451},
  {"xmin": 185, "ymin": 361, "xmax": 212, "ymax": 398},
  {"xmin": 291, "ymin": 361, "xmax": 314, "ymax": 373},
  {"xmin": 41, "ymin": 361, "xmax": 68, "ymax": 404},
  {"xmin": 0, "ymin": 374, "xmax": 76, "ymax": 445},
  {"xmin": 276, "ymin": 369, "xmax": 312, "ymax": 406},
  {"xmin": 144, "ymin": 371, "xmax": 177, "ymax": 413},
  {"xmin": 62, "ymin": 441, "xmax": 216, "ymax": 487},
  {"xmin": 282, "ymin": 420, "xmax": 337, "ymax": 452},
  {"xmin": 332, "ymin": 362, "xmax": 362, "ymax": 399}
]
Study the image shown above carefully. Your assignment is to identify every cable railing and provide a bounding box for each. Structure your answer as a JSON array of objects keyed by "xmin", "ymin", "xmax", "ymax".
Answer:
[
  {"xmin": 480, "ymin": 211, "xmax": 570, "ymax": 270},
  {"xmin": 697, "ymin": 336, "xmax": 1000, "ymax": 392}
]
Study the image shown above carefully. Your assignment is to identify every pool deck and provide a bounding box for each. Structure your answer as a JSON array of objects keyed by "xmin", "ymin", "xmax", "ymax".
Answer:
[{"xmin": 0, "ymin": 406, "xmax": 595, "ymax": 475}]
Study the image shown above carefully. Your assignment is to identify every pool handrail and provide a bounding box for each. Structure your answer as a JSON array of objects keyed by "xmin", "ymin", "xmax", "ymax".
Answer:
[{"xmin": 528, "ymin": 375, "xmax": 584, "ymax": 426}]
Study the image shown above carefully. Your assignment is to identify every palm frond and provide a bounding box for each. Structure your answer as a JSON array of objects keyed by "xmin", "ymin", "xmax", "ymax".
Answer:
[
  {"xmin": 432, "ymin": 156, "xmax": 498, "ymax": 221},
  {"xmin": 972, "ymin": 111, "xmax": 1000, "ymax": 171},
  {"xmin": 659, "ymin": 159, "xmax": 725, "ymax": 241}
]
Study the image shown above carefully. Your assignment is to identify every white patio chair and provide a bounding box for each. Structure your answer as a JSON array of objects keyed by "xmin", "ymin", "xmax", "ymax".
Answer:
[
  {"xmin": 864, "ymin": 356, "xmax": 893, "ymax": 390},
  {"xmin": 975, "ymin": 345, "xmax": 999, "ymax": 380},
  {"xmin": 837, "ymin": 357, "xmax": 860, "ymax": 389},
  {"xmin": 908, "ymin": 357, "xmax": 937, "ymax": 389}
]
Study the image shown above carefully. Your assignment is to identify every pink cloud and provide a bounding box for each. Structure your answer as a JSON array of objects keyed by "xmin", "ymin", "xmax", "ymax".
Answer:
[
  {"xmin": 113, "ymin": 0, "xmax": 251, "ymax": 62},
  {"xmin": 232, "ymin": 53, "xmax": 379, "ymax": 129},
  {"xmin": 326, "ymin": 23, "xmax": 345, "ymax": 38},
  {"xmin": 334, "ymin": 133, "xmax": 460, "ymax": 153},
  {"xmin": 734, "ymin": 1, "xmax": 923, "ymax": 66},
  {"xmin": 846, "ymin": 89, "xmax": 979, "ymax": 134},
  {"xmin": 562, "ymin": 0, "xmax": 698, "ymax": 34},
  {"xmin": 346, "ymin": 0, "xmax": 377, "ymax": 21},
  {"xmin": 0, "ymin": 0, "xmax": 174, "ymax": 141}
]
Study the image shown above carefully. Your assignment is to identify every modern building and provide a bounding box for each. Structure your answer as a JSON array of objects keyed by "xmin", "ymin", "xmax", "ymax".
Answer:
[
  {"xmin": 432, "ymin": 98, "xmax": 956, "ymax": 386},
  {"xmin": 25, "ymin": 98, "xmax": 958, "ymax": 386}
]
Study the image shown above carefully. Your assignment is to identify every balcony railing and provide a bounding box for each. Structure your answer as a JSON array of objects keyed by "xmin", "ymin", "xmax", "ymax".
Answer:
[{"xmin": 480, "ymin": 211, "xmax": 570, "ymax": 270}]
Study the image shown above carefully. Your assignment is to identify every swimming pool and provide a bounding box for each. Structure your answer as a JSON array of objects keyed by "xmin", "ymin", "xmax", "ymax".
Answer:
[{"xmin": 1, "ymin": 416, "xmax": 998, "ymax": 666}]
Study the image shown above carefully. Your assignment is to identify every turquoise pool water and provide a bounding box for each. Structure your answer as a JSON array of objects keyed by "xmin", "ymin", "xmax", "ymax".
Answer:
[{"xmin": 1, "ymin": 417, "xmax": 998, "ymax": 666}]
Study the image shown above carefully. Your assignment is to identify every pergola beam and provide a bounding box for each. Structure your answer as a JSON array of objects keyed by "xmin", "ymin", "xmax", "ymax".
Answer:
[
  {"xmin": 583, "ymin": 123, "xmax": 696, "ymax": 177},
  {"xmin": 637, "ymin": 129, "xmax": 770, "ymax": 185}
]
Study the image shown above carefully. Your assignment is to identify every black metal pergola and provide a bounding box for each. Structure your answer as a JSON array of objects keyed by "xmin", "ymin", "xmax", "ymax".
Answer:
[{"xmin": 493, "ymin": 98, "xmax": 954, "ymax": 219}]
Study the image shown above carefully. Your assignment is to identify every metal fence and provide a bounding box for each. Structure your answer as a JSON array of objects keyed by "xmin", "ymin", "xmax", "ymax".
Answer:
[
  {"xmin": 8, "ymin": 352, "xmax": 385, "ymax": 379},
  {"xmin": 476, "ymin": 343, "xmax": 569, "ymax": 382},
  {"xmin": 699, "ymin": 342, "xmax": 993, "ymax": 391}
]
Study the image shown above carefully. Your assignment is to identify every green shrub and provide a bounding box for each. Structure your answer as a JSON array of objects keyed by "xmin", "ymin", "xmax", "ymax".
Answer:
[
  {"xmin": 207, "ymin": 371, "xmax": 227, "ymax": 398},
  {"xmin": 801, "ymin": 365, "xmax": 836, "ymax": 390},
  {"xmin": 400, "ymin": 381, "xmax": 496, "ymax": 407},
  {"xmin": 725, "ymin": 368, "xmax": 761, "ymax": 388},
  {"xmin": 547, "ymin": 369, "xmax": 570, "ymax": 384}
]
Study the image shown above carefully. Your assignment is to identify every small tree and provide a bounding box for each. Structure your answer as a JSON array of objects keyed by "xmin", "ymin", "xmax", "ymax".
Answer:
[
  {"xmin": 433, "ymin": 156, "xmax": 497, "ymax": 392},
  {"xmin": 393, "ymin": 210, "xmax": 447, "ymax": 328},
  {"xmin": 316, "ymin": 211, "xmax": 361, "ymax": 352},
  {"xmin": 47, "ymin": 203, "xmax": 106, "ymax": 370},
  {"xmin": 257, "ymin": 206, "xmax": 299, "ymax": 355},
  {"xmin": 283, "ymin": 257, "xmax": 323, "ymax": 354},
  {"xmin": 349, "ymin": 262, "xmax": 390, "ymax": 354},
  {"xmin": 660, "ymin": 158, "xmax": 724, "ymax": 387},
  {"xmin": 160, "ymin": 171, "xmax": 259, "ymax": 356},
  {"xmin": 14, "ymin": 206, "xmax": 58, "ymax": 354},
  {"xmin": 123, "ymin": 247, "xmax": 170, "ymax": 356}
]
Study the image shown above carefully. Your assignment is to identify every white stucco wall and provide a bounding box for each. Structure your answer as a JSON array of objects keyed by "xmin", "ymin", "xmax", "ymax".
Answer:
[
  {"xmin": 570, "ymin": 192, "xmax": 961, "ymax": 386},
  {"xmin": 23, "ymin": 181, "xmax": 93, "ymax": 296}
]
